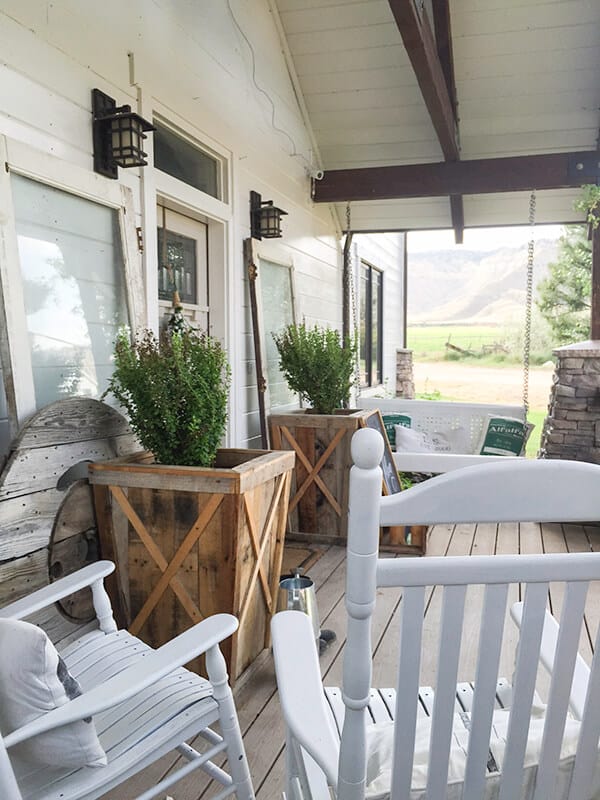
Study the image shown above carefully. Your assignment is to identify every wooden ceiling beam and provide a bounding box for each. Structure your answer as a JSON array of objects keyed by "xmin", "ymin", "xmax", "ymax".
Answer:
[
  {"xmin": 388, "ymin": 0, "xmax": 459, "ymax": 161},
  {"xmin": 313, "ymin": 151, "xmax": 600, "ymax": 203},
  {"xmin": 389, "ymin": 0, "xmax": 463, "ymax": 240}
]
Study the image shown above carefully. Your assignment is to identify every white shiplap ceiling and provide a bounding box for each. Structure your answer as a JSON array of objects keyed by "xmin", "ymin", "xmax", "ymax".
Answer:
[{"xmin": 274, "ymin": 0, "xmax": 600, "ymax": 231}]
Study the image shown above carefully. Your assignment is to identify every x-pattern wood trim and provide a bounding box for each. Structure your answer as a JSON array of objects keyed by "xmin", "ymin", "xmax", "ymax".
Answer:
[
  {"xmin": 237, "ymin": 472, "xmax": 287, "ymax": 629},
  {"xmin": 282, "ymin": 425, "xmax": 344, "ymax": 516},
  {"xmin": 108, "ymin": 485, "xmax": 224, "ymax": 635}
]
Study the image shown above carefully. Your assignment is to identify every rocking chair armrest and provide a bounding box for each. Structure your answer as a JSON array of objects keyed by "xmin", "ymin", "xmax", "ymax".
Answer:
[
  {"xmin": 271, "ymin": 611, "xmax": 340, "ymax": 788},
  {"xmin": 4, "ymin": 612, "xmax": 238, "ymax": 750},
  {"xmin": 510, "ymin": 601, "xmax": 590, "ymax": 720},
  {"xmin": 0, "ymin": 561, "xmax": 116, "ymax": 620}
]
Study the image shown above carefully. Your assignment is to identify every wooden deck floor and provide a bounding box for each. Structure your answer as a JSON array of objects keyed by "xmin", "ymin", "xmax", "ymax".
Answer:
[{"xmin": 111, "ymin": 521, "xmax": 600, "ymax": 800}]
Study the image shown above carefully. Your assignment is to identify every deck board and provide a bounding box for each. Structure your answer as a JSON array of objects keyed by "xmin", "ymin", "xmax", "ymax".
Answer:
[{"xmin": 104, "ymin": 521, "xmax": 600, "ymax": 800}]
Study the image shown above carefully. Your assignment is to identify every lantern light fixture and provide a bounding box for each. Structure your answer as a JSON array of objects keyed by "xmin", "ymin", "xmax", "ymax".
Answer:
[
  {"xmin": 92, "ymin": 88, "xmax": 155, "ymax": 179},
  {"xmin": 250, "ymin": 190, "xmax": 287, "ymax": 240}
]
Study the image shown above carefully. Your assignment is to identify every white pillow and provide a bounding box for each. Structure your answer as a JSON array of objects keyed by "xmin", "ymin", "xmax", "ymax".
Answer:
[
  {"xmin": 394, "ymin": 426, "xmax": 434, "ymax": 453},
  {"xmin": 365, "ymin": 704, "xmax": 597, "ymax": 799},
  {"xmin": 0, "ymin": 618, "xmax": 107, "ymax": 769}
]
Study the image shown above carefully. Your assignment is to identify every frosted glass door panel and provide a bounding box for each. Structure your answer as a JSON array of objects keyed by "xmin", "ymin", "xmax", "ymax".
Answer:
[
  {"xmin": 11, "ymin": 175, "xmax": 129, "ymax": 408},
  {"xmin": 259, "ymin": 259, "xmax": 297, "ymax": 411}
]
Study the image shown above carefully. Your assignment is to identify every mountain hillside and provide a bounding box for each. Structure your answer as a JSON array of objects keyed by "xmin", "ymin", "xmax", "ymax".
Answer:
[{"xmin": 407, "ymin": 239, "xmax": 559, "ymax": 325}]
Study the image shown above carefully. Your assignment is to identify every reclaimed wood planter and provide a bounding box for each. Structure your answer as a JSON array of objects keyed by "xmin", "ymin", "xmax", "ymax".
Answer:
[
  {"xmin": 269, "ymin": 409, "xmax": 425, "ymax": 554},
  {"xmin": 88, "ymin": 448, "xmax": 295, "ymax": 682}
]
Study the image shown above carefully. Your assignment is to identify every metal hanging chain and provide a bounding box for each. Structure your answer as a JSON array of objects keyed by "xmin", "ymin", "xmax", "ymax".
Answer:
[
  {"xmin": 523, "ymin": 190, "xmax": 536, "ymax": 418},
  {"xmin": 346, "ymin": 202, "xmax": 361, "ymax": 387}
]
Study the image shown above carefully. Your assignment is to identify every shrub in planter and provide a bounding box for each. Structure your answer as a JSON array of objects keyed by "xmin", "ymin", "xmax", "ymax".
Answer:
[
  {"xmin": 272, "ymin": 322, "xmax": 357, "ymax": 414},
  {"xmin": 95, "ymin": 324, "xmax": 294, "ymax": 681},
  {"xmin": 104, "ymin": 326, "xmax": 230, "ymax": 467}
]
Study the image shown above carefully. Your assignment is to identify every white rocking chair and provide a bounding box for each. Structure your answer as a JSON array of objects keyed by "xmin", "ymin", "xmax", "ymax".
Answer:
[
  {"xmin": 0, "ymin": 560, "xmax": 255, "ymax": 800},
  {"xmin": 272, "ymin": 428, "xmax": 600, "ymax": 800}
]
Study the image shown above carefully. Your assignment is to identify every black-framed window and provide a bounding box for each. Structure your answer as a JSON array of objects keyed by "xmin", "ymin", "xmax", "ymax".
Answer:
[
  {"xmin": 359, "ymin": 263, "xmax": 383, "ymax": 387},
  {"xmin": 154, "ymin": 122, "xmax": 221, "ymax": 199}
]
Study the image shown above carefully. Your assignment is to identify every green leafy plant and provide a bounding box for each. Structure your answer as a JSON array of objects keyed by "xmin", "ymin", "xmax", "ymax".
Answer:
[
  {"xmin": 575, "ymin": 184, "xmax": 600, "ymax": 228},
  {"xmin": 104, "ymin": 326, "xmax": 231, "ymax": 467},
  {"xmin": 536, "ymin": 225, "xmax": 591, "ymax": 345},
  {"xmin": 272, "ymin": 323, "xmax": 357, "ymax": 415}
]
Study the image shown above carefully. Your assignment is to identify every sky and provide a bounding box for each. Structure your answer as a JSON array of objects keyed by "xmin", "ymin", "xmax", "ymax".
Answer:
[{"xmin": 407, "ymin": 224, "xmax": 565, "ymax": 254}]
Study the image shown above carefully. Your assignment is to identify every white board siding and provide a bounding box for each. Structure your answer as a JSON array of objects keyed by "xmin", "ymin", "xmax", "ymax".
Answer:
[
  {"xmin": 0, "ymin": 2, "xmax": 363, "ymax": 451},
  {"xmin": 354, "ymin": 233, "xmax": 405, "ymax": 397}
]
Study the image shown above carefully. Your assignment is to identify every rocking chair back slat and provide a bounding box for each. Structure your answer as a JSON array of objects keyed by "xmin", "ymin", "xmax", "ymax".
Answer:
[
  {"xmin": 390, "ymin": 586, "xmax": 425, "ymax": 800},
  {"xmin": 496, "ymin": 582, "xmax": 547, "ymax": 800},
  {"xmin": 462, "ymin": 582, "xmax": 508, "ymax": 800},
  {"xmin": 426, "ymin": 585, "xmax": 466, "ymax": 799},
  {"xmin": 569, "ymin": 623, "xmax": 600, "ymax": 798},
  {"xmin": 532, "ymin": 581, "xmax": 589, "ymax": 800}
]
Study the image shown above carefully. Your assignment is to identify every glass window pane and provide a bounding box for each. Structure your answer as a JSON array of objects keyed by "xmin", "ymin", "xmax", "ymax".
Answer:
[
  {"xmin": 259, "ymin": 259, "xmax": 296, "ymax": 410},
  {"xmin": 11, "ymin": 174, "xmax": 129, "ymax": 408},
  {"xmin": 373, "ymin": 270, "xmax": 383, "ymax": 385},
  {"xmin": 360, "ymin": 267, "xmax": 368, "ymax": 386},
  {"xmin": 154, "ymin": 122, "xmax": 220, "ymax": 199},
  {"xmin": 157, "ymin": 228, "xmax": 197, "ymax": 304}
]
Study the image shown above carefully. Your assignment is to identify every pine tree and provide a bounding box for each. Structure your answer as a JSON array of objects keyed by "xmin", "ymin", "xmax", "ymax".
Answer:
[{"xmin": 536, "ymin": 225, "xmax": 591, "ymax": 345}]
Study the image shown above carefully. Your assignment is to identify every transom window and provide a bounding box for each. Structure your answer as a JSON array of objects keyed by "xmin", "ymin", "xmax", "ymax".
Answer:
[
  {"xmin": 154, "ymin": 122, "xmax": 222, "ymax": 200},
  {"xmin": 360, "ymin": 262, "xmax": 383, "ymax": 388}
]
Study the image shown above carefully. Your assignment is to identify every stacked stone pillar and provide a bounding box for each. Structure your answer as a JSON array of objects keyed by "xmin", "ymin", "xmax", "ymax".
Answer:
[
  {"xmin": 395, "ymin": 348, "xmax": 415, "ymax": 398},
  {"xmin": 540, "ymin": 340, "xmax": 600, "ymax": 462}
]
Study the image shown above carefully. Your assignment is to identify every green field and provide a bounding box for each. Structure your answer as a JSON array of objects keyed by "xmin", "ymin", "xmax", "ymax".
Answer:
[
  {"xmin": 524, "ymin": 408, "xmax": 545, "ymax": 458},
  {"xmin": 408, "ymin": 325, "xmax": 508, "ymax": 360}
]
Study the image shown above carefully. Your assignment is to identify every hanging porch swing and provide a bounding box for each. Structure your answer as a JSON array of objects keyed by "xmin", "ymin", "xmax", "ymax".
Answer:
[{"xmin": 355, "ymin": 190, "xmax": 538, "ymax": 474}]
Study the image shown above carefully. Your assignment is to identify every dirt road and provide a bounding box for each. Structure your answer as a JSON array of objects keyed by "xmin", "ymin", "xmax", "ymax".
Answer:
[{"xmin": 413, "ymin": 361, "xmax": 554, "ymax": 409}]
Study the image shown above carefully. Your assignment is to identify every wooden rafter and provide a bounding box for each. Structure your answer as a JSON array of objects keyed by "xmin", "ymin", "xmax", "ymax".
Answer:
[
  {"xmin": 431, "ymin": 0, "xmax": 457, "ymax": 120},
  {"xmin": 313, "ymin": 150, "xmax": 600, "ymax": 204},
  {"xmin": 388, "ymin": 0, "xmax": 463, "ymax": 240},
  {"xmin": 388, "ymin": 0, "xmax": 458, "ymax": 160}
]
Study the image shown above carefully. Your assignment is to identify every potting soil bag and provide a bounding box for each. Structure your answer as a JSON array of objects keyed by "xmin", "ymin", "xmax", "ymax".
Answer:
[{"xmin": 477, "ymin": 416, "xmax": 528, "ymax": 457}]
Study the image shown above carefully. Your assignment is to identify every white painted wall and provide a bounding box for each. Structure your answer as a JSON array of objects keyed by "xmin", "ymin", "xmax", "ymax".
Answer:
[{"xmin": 0, "ymin": 0, "xmax": 405, "ymax": 454}]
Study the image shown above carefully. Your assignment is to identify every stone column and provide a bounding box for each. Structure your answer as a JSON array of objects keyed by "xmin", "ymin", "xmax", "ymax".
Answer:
[
  {"xmin": 540, "ymin": 340, "xmax": 600, "ymax": 462},
  {"xmin": 395, "ymin": 348, "xmax": 415, "ymax": 398}
]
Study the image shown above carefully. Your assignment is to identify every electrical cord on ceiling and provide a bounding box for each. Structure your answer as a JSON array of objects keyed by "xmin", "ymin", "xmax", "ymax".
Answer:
[{"xmin": 226, "ymin": 0, "xmax": 312, "ymax": 169}]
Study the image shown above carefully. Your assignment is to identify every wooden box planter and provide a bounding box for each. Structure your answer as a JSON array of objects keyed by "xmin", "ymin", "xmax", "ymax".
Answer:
[
  {"xmin": 88, "ymin": 448, "xmax": 295, "ymax": 683},
  {"xmin": 269, "ymin": 409, "xmax": 425, "ymax": 554}
]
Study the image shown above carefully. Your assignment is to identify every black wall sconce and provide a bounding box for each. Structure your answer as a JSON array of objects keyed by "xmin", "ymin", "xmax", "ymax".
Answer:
[
  {"xmin": 250, "ymin": 190, "xmax": 287, "ymax": 239},
  {"xmin": 92, "ymin": 88, "xmax": 155, "ymax": 179}
]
